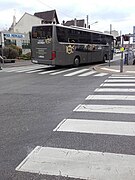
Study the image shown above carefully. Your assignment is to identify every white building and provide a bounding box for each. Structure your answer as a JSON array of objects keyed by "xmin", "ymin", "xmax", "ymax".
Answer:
[
  {"xmin": 7, "ymin": 10, "xmax": 59, "ymax": 54},
  {"xmin": 9, "ymin": 12, "xmax": 43, "ymax": 34}
]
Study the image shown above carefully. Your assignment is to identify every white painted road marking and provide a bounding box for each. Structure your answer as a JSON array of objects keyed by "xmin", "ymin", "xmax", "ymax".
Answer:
[
  {"xmin": 126, "ymin": 71, "xmax": 135, "ymax": 73},
  {"xmin": 86, "ymin": 94, "xmax": 135, "ymax": 100},
  {"xmin": 16, "ymin": 146, "xmax": 135, "ymax": 180},
  {"xmin": 50, "ymin": 68, "xmax": 78, "ymax": 75},
  {"xmin": 38, "ymin": 70, "xmax": 57, "ymax": 74},
  {"xmin": 95, "ymin": 88, "xmax": 135, "ymax": 92},
  {"xmin": 1, "ymin": 67, "xmax": 109, "ymax": 77},
  {"xmin": 94, "ymin": 72, "xmax": 108, "ymax": 76},
  {"xmin": 105, "ymin": 79, "xmax": 135, "ymax": 82},
  {"xmin": 54, "ymin": 118, "xmax": 135, "ymax": 136},
  {"xmin": 64, "ymin": 69, "xmax": 89, "ymax": 76},
  {"xmin": 100, "ymin": 83, "xmax": 135, "ymax": 87},
  {"xmin": 78, "ymin": 70, "xmax": 96, "ymax": 76},
  {"xmin": 73, "ymin": 104, "xmax": 135, "ymax": 114},
  {"xmin": 109, "ymin": 76, "xmax": 135, "ymax": 79},
  {"xmin": 3, "ymin": 65, "xmax": 45, "ymax": 72},
  {"xmin": 101, "ymin": 67, "xmax": 119, "ymax": 72},
  {"xmin": 26, "ymin": 69, "xmax": 44, "ymax": 73}
]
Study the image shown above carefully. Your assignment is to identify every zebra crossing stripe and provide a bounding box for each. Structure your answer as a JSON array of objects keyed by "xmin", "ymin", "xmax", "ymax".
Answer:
[
  {"xmin": 2, "ymin": 65, "xmax": 45, "ymax": 72},
  {"xmin": 105, "ymin": 79, "xmax": 135, "ymax": 82},
  {"xmin": 38, "ymin": 70, "xmax": 58, "ymax": 74},
  {"xmin": 109, "ymin": 76, "xmax": 135, "ymax": 79},
  {"xmin": 16, "ymin": 68, "xmax": 44, "ymax": 73},
  {"xmin": 53, "ymin": 118, "xmax": 135, "ymax": 136},
  {"xmin": 1, "ymin": 67, "xmax": 109, "ymax": 77},
  {"xmin": 64, "ymin": 69, "xmax": 89, "ymax": 76},
  {"xmin": 15, "ymin": 146, "xmax": 135, "ymax": 180},
  {"xmin": 126, "ymin": 71, "xmax": 135, "ymax": 73},
  {"xmin": 85, "ymin": 94, "xmax": 135, "ymax": 100},
  {"xmin": 94, "ymin": 72, "xmax": 108, "ymax": 76},
  {"xmin": 50, "ymin": 68, "xmax": 78, "ymax": 75},
  {"xmin": 95, "ymin": 88, "xmax": 135, "ymax": 92},
  {"xmin": 73, "ymin": 104, "xmax": 135, "ymax": 114},
  {"xmin": 100, "ymin": 83, "xmax": 135, "ymax": 87},
  {"xmin": 5, "ymin": 65, "xmax": 45, "ymax": 73},
  {"xmin": 26, "ymin": 69, "xmax": 44, "ymax": 73},
  {"xmin": 78, "ymin": 70, "xmax": 96, "ymax": 76}
]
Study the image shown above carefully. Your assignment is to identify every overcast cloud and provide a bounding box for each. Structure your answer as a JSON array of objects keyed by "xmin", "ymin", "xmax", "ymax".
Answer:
[{"xmin": 0, "ymin": 0, "xmax": 135, "ymax": 34}]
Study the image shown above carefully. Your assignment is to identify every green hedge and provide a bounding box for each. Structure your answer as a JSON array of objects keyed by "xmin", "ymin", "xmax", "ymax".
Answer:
[{"xmin": 0, "ymin": 45, "xmax": 22, "ymax": 59}]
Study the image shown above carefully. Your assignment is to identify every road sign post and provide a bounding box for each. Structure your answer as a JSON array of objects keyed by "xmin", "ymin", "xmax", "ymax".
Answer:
[{"xmin": 120, "ymin": 37, "xmax": 124, "ymax": 73}]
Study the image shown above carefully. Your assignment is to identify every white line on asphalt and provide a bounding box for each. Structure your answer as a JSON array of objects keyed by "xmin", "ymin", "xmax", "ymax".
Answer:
[
  {"xmin": 85, "ymin": 94, "xmax": 135, "ymax": 100},
  {"xmin": 38, "ymin": 70, "xmax": 58, "ymax": 74},
  {"xmin": 95, "ymin": 88, "xmax": 135, "ymax": 92},
  {"xmin": 54, "ymin": 118, "xmax": 135, "ymax": 136},
  {"xmin": 111, "ymin": 74, "xmax": 134, "ymax": 77},
  {"xmin": 126, "ymin": 71, "xmax": 135, "ymax": 73},
  {"xmin": 100, "ymin": 83, "xmax": 135, "ymax": 87},
  {"xmin": 105, "ymin": 79, "xmax": 135, "ymax": 82},
  {"xmin": 93, "ymin": 73, "xmax": 108, "ymax": 76},
  {"xmin": 78, "ymin": 70, "xmax": 96, "ymax": 76},
  {"xmin": 109, "ymin": 76, "xmax": 135, "ymax": 79},
  {"xmin": 64, "ymin": 69, "xmax": 89, "ymax": 76},
  {"xmin": 73, "ymin": 104, "xmax": 135, "ymax": 114},
  {"xmin": 101, "ymin": 67, "xmax": 119, "ymax": 72},
  {"xmin": 26, "ymin": 69, "xmax": 44, "ymax": 73},
  {"xmin": 4, "ymin": 65, "xmax": 45, "ymax": 72},
  {"xmin": 50, "ymin": 68, "xmax": 78, "ymax": 75},
  {"xmin": 15, "ymin": 146, "xmax": 135, "ymax": 180},
  {"xmin": 16, "ymin": 68, "xmax": 44, "ymax": 73}
]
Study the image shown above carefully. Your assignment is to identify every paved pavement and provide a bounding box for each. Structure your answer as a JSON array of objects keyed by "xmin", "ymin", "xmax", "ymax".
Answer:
[
  {"xmin": 94, "ymin": 62, "xmax": 135, "ymax": 75},
  {"xmin": 0, "ymin": 58, "xmax": 135, "ymax": 75}
]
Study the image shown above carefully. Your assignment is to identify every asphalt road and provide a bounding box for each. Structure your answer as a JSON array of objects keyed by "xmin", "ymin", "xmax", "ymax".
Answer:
[{"xmin": 0, "ymin": 61, "xmax": 135, "ymax": 180}]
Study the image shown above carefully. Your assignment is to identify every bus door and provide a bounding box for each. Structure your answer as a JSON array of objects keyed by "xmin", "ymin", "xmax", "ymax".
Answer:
[
  {"xmin": 87, "ymin": 44, "xmax": 103, "ymax": 64},
  {"xmin": 91, "ymin": 45, "xmax": 102, "ymax": 63}
]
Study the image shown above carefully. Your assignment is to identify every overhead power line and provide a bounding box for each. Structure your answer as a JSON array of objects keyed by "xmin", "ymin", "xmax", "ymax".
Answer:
[{"xmin": 36, "ymin": 0, "xmax": 73, "ymax": 19}]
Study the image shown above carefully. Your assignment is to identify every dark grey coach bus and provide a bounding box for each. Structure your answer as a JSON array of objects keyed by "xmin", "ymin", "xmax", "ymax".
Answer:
[{"xmin": 31, "ymin": 24, "xmax": 114, "ymax": 66}]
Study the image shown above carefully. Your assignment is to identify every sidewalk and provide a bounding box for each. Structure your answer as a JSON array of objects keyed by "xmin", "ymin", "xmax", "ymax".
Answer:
[{"xmin": 94, "ymin": 62, "xmax": 135, "ymax": 75}]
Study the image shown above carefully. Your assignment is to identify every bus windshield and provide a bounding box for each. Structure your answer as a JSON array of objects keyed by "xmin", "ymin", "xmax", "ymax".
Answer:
[{"xmin": 32, "ymin": 26, "xmax": 52, "ymax": 39}]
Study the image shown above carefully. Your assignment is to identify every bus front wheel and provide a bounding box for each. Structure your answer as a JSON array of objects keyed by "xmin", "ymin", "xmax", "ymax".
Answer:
[{"xmin": 74, "ymin": 57, "xmax": 80, "ymax": 67}]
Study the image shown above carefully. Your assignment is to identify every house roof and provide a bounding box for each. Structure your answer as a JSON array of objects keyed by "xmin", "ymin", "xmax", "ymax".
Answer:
[
  {"xmin": 64, "ymin": 19, "xmax": 85, "ymax": 27},
  {"xmin": 34, "ymin": 10, "xmax": 59, "ymax": 24}
]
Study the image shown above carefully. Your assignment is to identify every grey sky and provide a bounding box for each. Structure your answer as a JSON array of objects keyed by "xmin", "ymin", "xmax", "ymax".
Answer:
[{"xmin": 0, "ymin": 0, "xmax": 135, "ymax": 34}]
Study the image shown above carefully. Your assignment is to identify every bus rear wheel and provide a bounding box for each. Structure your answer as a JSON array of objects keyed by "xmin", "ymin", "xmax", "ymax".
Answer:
[{"xmin": 73, "ymin": 57, "xmax": 80, "ymax": 67}]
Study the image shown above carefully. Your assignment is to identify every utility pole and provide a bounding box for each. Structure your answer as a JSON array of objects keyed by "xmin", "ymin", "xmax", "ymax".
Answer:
[
  {"xmin": 86, "ymin": 15, "xmax": 89, "ymax": 28},
  {"xmin": 108, "ymin": 24, "xmax": 112, "ymax": 67},
  {"xmin": 74, "ymin": 18, "xmax": 77, "ymax": 26},
  {"xmin": 127, "ymin": 35, "xmax": 130, "ymax": 65},
  {"xmin": 1, "ymin": 32, "xmax": 5, "ymax": 66},
  {"xmin": 110, "ymin": 24, "xmax": 112, "ymax": 34}
]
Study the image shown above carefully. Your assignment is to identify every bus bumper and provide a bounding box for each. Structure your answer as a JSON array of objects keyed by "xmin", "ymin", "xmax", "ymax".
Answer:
[{"xmin": 31, "ymin": 59, "xmax": 55, "ymax": 65}]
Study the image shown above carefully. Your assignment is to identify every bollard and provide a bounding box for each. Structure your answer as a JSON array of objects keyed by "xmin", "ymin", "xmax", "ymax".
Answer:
[
  {"xmin": 0, "ymin": 55, "xmax": 3, "ymax": 70},
  {"xmin": 124, "ymin": 54, "xmax": 128, "ymax": 65},
  {"xmin": 133, "ymin": 59, "xmax": 135, "ymax": 65}
]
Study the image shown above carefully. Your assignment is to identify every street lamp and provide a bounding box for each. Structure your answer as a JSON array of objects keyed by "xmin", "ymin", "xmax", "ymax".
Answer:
[{"xmin": 90, "ymin": 21, "xmax": 98, "ymax": 26}]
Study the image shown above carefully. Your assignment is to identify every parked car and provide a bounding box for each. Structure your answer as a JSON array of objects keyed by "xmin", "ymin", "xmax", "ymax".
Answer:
[
  {"xmin": 115, "ymin": 49, "xmax": 121, "ymax": 53},
  {"xmin": 0, "ymin": 56, "xmax": 15, "ymax": 63}
]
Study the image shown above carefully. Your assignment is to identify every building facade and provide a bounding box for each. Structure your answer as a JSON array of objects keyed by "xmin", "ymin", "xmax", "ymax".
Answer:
[{"xmin": 1, "ymin": 10, "xmax": 59, "ymax": 54}]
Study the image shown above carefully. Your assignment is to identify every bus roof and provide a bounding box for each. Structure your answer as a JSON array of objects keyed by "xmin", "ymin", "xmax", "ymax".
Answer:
[{"xmin": 32, "ymin": 24, "xmax": 114, "ymax": 37}]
